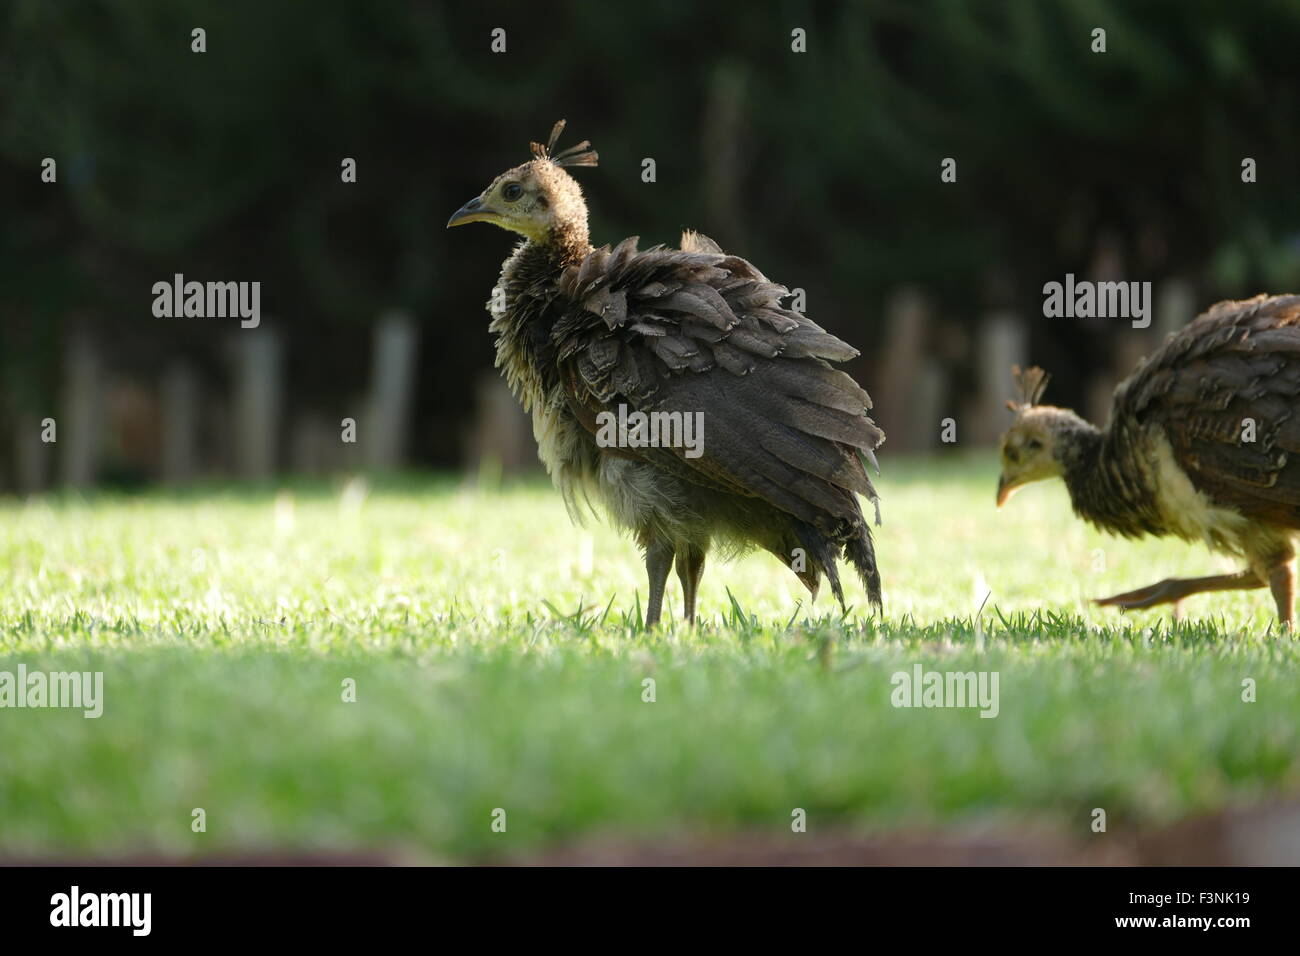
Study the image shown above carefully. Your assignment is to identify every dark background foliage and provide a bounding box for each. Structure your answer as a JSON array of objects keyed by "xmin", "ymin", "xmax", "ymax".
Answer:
[{"xmin": 3, "ymin": 0, "xmax": 1299, "ymax": 481}]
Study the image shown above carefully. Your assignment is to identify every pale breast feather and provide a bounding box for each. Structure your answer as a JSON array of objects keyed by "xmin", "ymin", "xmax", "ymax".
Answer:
[{"xmin": 1148, "ymin": 426, "xmax": 1254, "ymax": 553}]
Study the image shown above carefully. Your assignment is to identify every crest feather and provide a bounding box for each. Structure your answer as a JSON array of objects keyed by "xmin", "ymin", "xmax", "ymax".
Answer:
[
  {"xmin": 529, "ymin": 119, "xmax": 599, "ymax": 168},
  {"xmin": 1009, "ymin": 365, "xmax": 1051, "ymax": 410}
]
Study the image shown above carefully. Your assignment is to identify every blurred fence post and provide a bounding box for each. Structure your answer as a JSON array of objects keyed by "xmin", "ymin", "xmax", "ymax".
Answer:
[
  {"xmin": 1156, "ymin": 277, "xmax": 1196, "ymax": 340},
  {"xmin": 232, "ymin": 329, "xmax": 282, "ymax": 480},
  {"xmin": 702, "ymin": 62, "xmax": 748, "ymax": 246},
  {"xmin": 874, "ymin": 287, "xmax": 935, "ymax": 452},
  {"xmin": 161, "ymin": 360, "xmax": 201, "ymax": 484},
  {"xmin": 1086, "ymin": 375, "xmax": 1117, "ymax": 428},
  {"xmin": 971, "ymin": 312, "xmax": 1026, "ymax": 447},
  {"xmin": 290, "ymin": 411, "xmax": 334, "ymax": 475},
  {"xmin": 911, "ymin": 360, "xmax": 945, "ymax": 453},
  {"xmin": 364, "ymin": 310, "xmax": 419, "ymax": 471},
  {"xmin": 58, "ymin": 325, "xmax": 104, "ymax": 488},
  {"xmin": 12, "ymin": 411, "xmax": 49, "ymax": 493},
  {"xmin": 466, "ymin": 373, "xmax": 534, "ymax": 477}
]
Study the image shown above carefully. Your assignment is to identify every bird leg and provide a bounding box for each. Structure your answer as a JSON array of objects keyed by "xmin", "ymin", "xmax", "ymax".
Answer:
[
  {"xmin": 1269, "ymin": 560, "xmax": 1295, "ymax": 629},
  {"xmin": 641, "ymin": 536, "xmax": 675, "ymax": 628},
  {"xmin": 1095, "ymin": 570, "xmax": 1264, "ymax": 611},
  {"xmin": 675, "ymin": 544, "xmax": 707, "ymax": 624}
]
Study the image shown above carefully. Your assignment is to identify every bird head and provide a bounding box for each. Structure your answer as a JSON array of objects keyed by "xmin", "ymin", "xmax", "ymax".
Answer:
[
  {"xmin": 447, "ymin": 119, "xmax": 598, "ymax": 246},
  {"xmin": 996, "ymin": 366, "xmax": 1089, "ymax": 506}
]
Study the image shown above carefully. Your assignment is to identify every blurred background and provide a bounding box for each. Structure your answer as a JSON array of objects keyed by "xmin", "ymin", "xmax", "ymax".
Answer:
[{"xmin": 3, "ymin": 0, "xmax": 1300, "ymax": 491}]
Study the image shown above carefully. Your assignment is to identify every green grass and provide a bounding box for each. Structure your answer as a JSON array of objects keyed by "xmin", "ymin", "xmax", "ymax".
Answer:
[{"xmin": 1, "ymin": 454, "xmax": 1298, "ymax": 860}]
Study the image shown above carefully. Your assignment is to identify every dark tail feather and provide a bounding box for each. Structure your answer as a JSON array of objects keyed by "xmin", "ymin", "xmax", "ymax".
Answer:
[
  {"xmin": 769, "ymin": 534, "xmax": 821, "ymax": 600},
  {"xmin": 845, "ymin": 523, "xmax": 882, "ymax": 611},
  {"xmin": 791, "ymin": 518, "xmax": 881, "ymax": 614},
  {"xmin": 792, "ymin": 520, "xmax": 844, "ymax": 609}
]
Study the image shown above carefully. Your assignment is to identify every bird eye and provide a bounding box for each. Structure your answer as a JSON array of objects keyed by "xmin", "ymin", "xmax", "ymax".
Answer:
[
  {"xmin": 502, "ymin": 183, "xmax": 523, "ymax": 202},
  {"xmin": 1026, "ymin": 439, "xmax": 1043, "ymax": 452}
]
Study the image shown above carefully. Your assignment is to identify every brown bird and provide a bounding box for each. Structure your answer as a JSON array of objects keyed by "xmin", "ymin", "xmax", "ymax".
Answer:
[
  {"xmin": 447, "ymin": 121, "xmax": 885, "ymax": 626},
  {"xmin": 996, "ymin": 294, "xmax": 1300, "ymax": 626}
]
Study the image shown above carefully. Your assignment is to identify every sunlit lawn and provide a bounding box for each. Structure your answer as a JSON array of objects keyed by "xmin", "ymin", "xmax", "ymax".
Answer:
[{"xmin": 1, "ymin": 453, "xmax": 1297, "ymax": 860}]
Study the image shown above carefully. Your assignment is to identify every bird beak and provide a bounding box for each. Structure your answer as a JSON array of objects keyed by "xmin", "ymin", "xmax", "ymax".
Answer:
[
  {"xmin": 446, "ymin": 196, "xmax": 496, "ymax": 228},
  {"xmin": 996, "ymin": 474, "xmax": 1018, "ymax": 508}
]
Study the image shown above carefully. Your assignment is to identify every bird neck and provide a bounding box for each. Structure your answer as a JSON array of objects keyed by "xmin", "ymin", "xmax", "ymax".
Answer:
[
  {"xmin": 489, "ymin": 232, "xmax": 589, "ymax": 412},
  {"xmin": 1059, "ymin": 420, "xmax": 1164, "ymax": 537},
  {"xmin": 539, "ymin": 219, "xmax": 593, "ymax": 265},
  {"xmin": 500, "ymin": 231, "xmax": 590, "ymax": 301}
]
